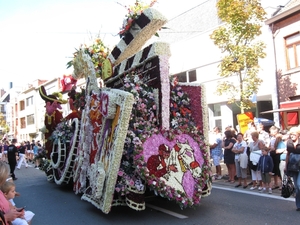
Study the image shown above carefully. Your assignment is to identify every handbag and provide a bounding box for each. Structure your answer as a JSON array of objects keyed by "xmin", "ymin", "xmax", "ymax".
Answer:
[
  {"xmin": 281, "ymin": 174, "xmax": 295, "ymax": 198},
  {"xmin": 249, "ymin": 160, "xmax": 258, "ymax": 171},
  {"xmin": 249, "ymin": 150, "xmax": 261, "ymax": 171},
  {"xmin": 239, "ymin": 153, "xmax": 248, "ymax": 169},
  {"xmin": 287, "ymin": 153, "xmax": 300, "ymax": 172}
]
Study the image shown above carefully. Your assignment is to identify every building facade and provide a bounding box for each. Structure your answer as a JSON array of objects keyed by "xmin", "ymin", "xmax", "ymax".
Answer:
[
  {"xmin": 4, "ymin": 0, "xmax": 297, "ymax": 141},
  {"xmin": 155, "ymin": 0, "xmax": 291, "ymax": 131},
  {"xmin": 264, "ymin": 0, "xmax": 300, "ymax": 128}
]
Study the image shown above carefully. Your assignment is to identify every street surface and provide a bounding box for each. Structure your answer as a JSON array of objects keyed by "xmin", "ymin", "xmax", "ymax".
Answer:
[{"xmin": 12, "ymin": 166, "xmax": 299, "ymax": 225}]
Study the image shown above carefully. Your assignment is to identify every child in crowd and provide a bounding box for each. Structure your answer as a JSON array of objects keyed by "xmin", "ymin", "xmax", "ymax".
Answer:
[
  {"xmin": 257, "ymin": 147, "xmax": 274, "ymax": 194},
  {"xmin": 33, "ymin": 143, "xmax": 40, "ymax": 169},
  {"xmin": 1, "ymin": 181, "xmax": 35, "ymax": 225}
]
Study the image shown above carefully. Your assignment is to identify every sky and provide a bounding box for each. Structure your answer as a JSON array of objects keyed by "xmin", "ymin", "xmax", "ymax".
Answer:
[
  {"xmin": 0, "ymin": 0, "xmax": 207, "ymax": 90},
  {"xmin": 0, "ymin": 0, "xmax": 290, "ymax": 90}
]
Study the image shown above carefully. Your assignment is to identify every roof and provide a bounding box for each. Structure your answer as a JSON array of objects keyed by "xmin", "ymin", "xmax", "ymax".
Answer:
[
  {"xmin": 260, "ymin": 106, "xmax": 300, "ymax": 114},
  {"xmin": 265, "ymin": 0, "xmax": 300, "ymax": 24},
  {"xmin": 279, "ymin": 0, "xmax": 300, "ymax": 13},
  {"xmin": 0, "ymin": 92, "xmax": 9, "ymax": 102}
]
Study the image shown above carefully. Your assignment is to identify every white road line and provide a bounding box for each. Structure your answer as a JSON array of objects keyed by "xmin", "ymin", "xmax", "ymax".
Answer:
[
  {"xmin": 146, "ymin": 203, "xmax": 188, "ymax": 219},
  {"xmin": 212, "ymin": 185, "xmax": 295, "ymax": 202}
]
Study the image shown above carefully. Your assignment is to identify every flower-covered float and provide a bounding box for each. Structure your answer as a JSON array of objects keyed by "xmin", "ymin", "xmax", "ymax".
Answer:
[{"xmin": 39, "ymin": 0, "xmax": 212, "ymax": 214}]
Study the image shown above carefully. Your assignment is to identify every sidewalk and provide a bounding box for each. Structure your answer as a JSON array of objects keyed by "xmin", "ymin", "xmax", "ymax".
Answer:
[{"xmin": 210, "ymin": 160, "xmax": 283, "ymax": 196}]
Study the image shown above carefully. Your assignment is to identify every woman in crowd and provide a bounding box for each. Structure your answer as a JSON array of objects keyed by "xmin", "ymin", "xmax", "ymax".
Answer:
[
  {"xmin": 232, "ymin": 133, "xmax": 248, "ymax": 188},
  {"xmin": 269, "ymin": 126, "xmax": 281, "ymax": 189},
  {"xmin": 0, "ymin": 161, "xmax": 24, "ymax": 224},
  {"xmin": 285, "ymin": 126, "xmax": 300, "ymax": 211},
  {"xmin": 274, "ymin": 130, "xmax": 289, "ymax": 186},
  {"xmin": 2, "ymin": 141, "xmax": 9, "ymax": 163},
  {"xmin": 249, "ymin": 131, "xmax": 264, "ymax": 190},
  {"xmin": 223, "ymin": 130, "xmax": 236, "ymax": 183}
]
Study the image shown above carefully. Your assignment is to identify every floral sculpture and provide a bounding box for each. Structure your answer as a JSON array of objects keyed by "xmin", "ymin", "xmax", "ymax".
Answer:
[
  {"xmin": 41, "ymin": 0, "xmax": 211, "ymax": 214},
  {"xmin": 114, "ymin": 74, "xmax": 211, "ymax": 210},
  {"xmin": 118, "ymin": 0, "xmax": 158, "ymax": 37},
  {"xmin": 67, "ymin": 38, "xmax": 110, "ymax": 78}
]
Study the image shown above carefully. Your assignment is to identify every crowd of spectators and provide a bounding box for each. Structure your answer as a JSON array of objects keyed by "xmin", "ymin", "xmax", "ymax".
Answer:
[{"xmin": 209, "ymin": 122, "xmax": 300, "ymax": 211}]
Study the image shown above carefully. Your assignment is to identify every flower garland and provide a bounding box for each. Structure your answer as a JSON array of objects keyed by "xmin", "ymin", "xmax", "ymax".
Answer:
[
  {"xmin": 118, "ymin": 0, "xmax": 157, "ymax": 38},
  {"xmin": 115, "ymin": 72, "xmax": 159, "ymax": 197},
  {"xmin": 67, "ymin": 38, "xmax": 110, "ymax": 78},
  {"xmin": 33, "ymin": 146, "xmax": 48, "ymax": 171},
  {"xmin": 115, "ymin": 72, "xmax": 210, "ymax": 209},
  {"xmin": 49, "ymin": 121, "xmax": 74, "ymax": 144}
]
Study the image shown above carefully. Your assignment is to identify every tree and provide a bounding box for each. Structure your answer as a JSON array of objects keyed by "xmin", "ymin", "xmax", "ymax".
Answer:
[
  {"xmin": 210, "ymin": 0, "xmax": 266, "ymax": 113},
  {"xmin": 0, "ymin": 112, "xmax": 9, "ymax": 139}
]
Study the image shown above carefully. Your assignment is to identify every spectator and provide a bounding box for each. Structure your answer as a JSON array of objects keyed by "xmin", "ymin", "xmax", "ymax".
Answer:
[
  {"xmin": 285, "ymin": 126, "xmax": 300, "ymax": 211},
  {"xmin": 7, "ymin": 139, "xmax": 19, "ymax": 181},
  {"xmin": 275, "ymin": 130, "xmax": 289, "ymax": 184},
  {"xmin": 222, "ymin": 130, "xmax": 236, "ymax": 183},
  {"xmin": 2, "ymin": 141, "xmax": 9, "ymax": 163},
  {"xmin": 209, "ymin": 127, "xmax": 223, "ymax": 180},
  {"xmin": 232, "ymin": 133, "xmax": 248, "ymax": 188},
  {"xmin": 257, "ymin": 123, "xmax": 270, "ymax": 147},
  {"xmin": 33, "ymin": 143, "xmax": 41, "ymax": 169},
  {"xmin": 257, "ymin": 147, "xmax": 274, "ymax": 194},
  {"xmin": 1, "ymin": 181, "xmax": 35, "ymax": 225},
  {"xmin": 0, "ymin": 161, "xmax": 23, "ymax": 224},
  {"xmin": 249, "ymin": 131, "xmax": 264, "ymax": 190},
  {"xmin": 16, "ymin": 142, "xmax": 28, "ymax": 170},
  {"xmin": 269, "ymin": 126, "xmax": 281, "ymax": 189},
  {"xmin": 244, "ymin": 121, "xmax": 256, "ymax": 144},
  {"xmin": 29, "ymin": 140, "xmax": 35, "ymax": 163},
  {"xmin": 25, "ymin": 142, "xmax": 32, "ymax": 163}
]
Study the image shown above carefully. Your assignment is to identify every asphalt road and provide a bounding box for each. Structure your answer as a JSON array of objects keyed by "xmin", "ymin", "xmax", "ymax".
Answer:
[{"xmin": 12, "ymin": 166, "xmax": 299, "ymax": 225}]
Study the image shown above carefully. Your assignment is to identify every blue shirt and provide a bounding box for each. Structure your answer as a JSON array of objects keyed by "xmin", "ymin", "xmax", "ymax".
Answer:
[
  {"xmin": 211, "ymin": 134, "xmax": 222, "ymax": 157},
  {"xmin": 277, "ymin": 141, "xmax": 286, "ymax": 161}
]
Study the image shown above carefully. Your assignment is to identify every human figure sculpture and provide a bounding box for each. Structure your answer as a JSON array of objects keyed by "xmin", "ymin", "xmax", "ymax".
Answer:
[{"xmin": 39, "ymin": 85, "xmax": 67, "ymax": 159}]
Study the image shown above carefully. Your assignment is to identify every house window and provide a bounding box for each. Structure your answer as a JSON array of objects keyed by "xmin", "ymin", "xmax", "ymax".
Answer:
[
  {"xmin": 174, "ymin": 70, "xmax": 197, "ymax": 83},
  {"xmin": 209, "ymin": 104, "xmax": 221, "ymax": 117},
  {"xmin": 285, "ymin": 32, "xmax": 300, "ymax": 70},
  {"xmin": 27, "ymin": 114, "xmax": 34, "ymax": 125},
  {"xmin": 20, "ymin": 100, "xmax": 25, "ymax": 111},
  {"xmin": 26, "ymin": 96, "xmax": 33, "ymax": 107},
  {"xmin": 177, "ymin": 72, "xmax": 187, "ymax": 82},
  {"xmin": 188, "ymin": 70, "xmax": 197, "ymax": 82},
  {"xmin": 20, "ymin": 117, "xmax": 26, "ymax": 129}
]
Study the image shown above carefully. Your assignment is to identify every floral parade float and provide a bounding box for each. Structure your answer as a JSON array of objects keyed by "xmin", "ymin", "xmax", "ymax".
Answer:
[{"xmin": 39, "ymin": 0, "xmax": 212, "ymax": 214}]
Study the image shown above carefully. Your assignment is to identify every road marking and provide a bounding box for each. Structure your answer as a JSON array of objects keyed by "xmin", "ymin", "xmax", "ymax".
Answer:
[
  {"xmin": 146, "ymin": 203, "xmax": 188, "ymax": 219},
  {"xmin": 213, "ymin": 185, "xmax": 295, "ymax": 202}
]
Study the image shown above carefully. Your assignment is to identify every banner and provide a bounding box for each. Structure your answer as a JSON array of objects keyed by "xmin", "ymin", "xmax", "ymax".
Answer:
[{"xmin": 237, "ymin": 112, "xmax": 254, "ymax": 134}]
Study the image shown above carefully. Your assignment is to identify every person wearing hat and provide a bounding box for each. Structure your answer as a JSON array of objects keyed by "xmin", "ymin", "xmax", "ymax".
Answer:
[
  {"xmin": 147, "ymin": 144, "xmax": 177, "ymax": 178},
  {"xmin": 285, "ymin": 126, "xmax": 300, "ymax": 211},
  {"xmin": 39, "ymin": 85, "xmax": 67, "ymax": 159}
]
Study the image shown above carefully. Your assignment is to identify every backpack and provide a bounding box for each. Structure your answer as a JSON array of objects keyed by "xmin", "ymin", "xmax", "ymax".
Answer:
[{"xmin": 281, "ymin": 174, "xmax": 295, "ymax": 198}]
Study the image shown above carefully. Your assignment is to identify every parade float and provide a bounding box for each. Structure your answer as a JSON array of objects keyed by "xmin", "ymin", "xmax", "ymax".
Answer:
[{"xmin": 39, "ymin": 0, "xmax": 212, "ymax": 214}]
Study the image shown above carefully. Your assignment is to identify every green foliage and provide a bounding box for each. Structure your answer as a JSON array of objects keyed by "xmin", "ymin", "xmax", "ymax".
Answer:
[
  {"xmin": 0, "ymin": 113, "xmax": 6, "ymax": 127},
  {"xmin": 210, "ymin": 0, "xmax": 267, "ymax": 113},
  {"xmin": 0, "ymin": 112, "xmax": 9, "ymax": 139}
]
